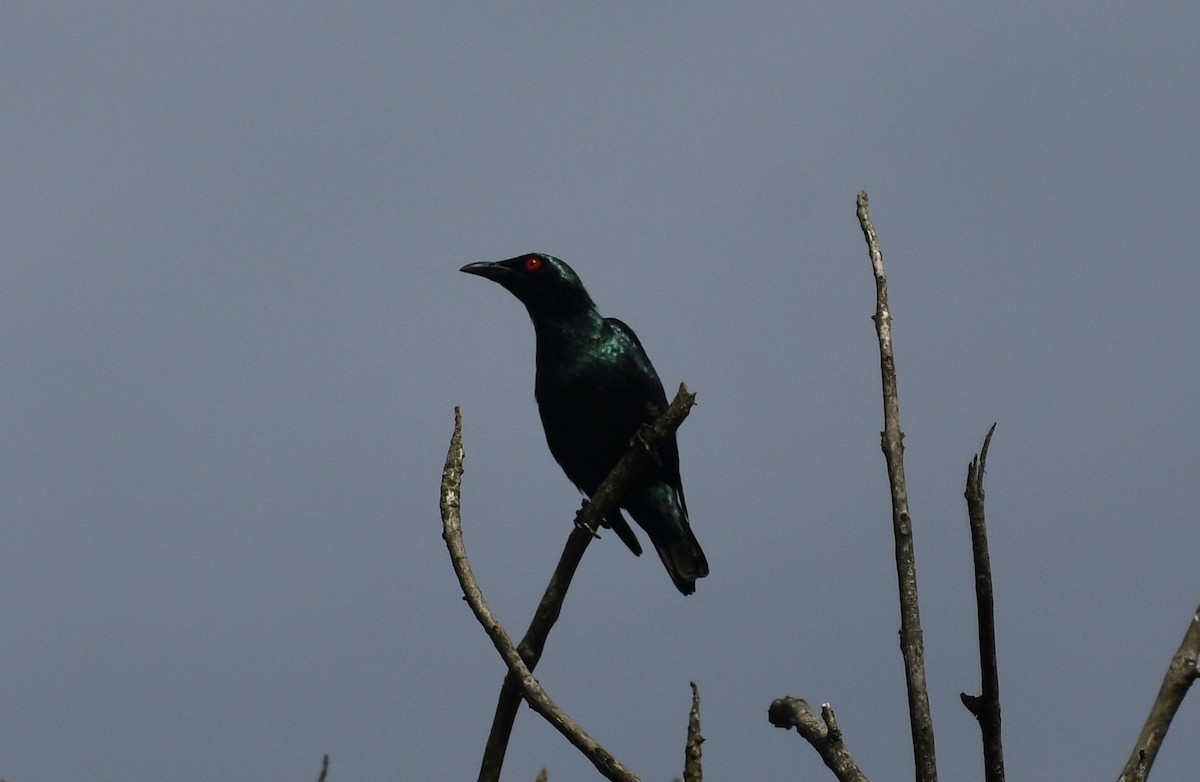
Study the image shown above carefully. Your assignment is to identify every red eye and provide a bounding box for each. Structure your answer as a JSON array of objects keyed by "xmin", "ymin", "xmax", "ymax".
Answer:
[{"xmin": 523, "ymin": 256, "xmax": 542, "ymax": 272}]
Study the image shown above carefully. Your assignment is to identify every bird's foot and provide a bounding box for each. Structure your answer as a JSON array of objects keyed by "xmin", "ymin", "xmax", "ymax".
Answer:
[{"xmin": 573, "ymin": 503, "xmax": 602, "ymax": 539}]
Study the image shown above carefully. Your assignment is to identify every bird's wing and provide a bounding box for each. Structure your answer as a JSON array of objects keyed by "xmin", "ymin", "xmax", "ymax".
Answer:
[
  {"xmin": 603, "ymin": 317, "xmax": 685, "ymax": 513},
  {"xmin": 605, "ymin": 320, "xmax": 694, "ymax": 553},
  {"xmin": 604, "ymin": 317, "xmax": 670, "ymax": 414}
]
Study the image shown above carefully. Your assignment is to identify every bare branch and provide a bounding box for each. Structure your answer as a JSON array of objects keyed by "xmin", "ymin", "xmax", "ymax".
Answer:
[
  {"xmin": 479, "ymin": 526, "xmax": 597, "ymax": 780},
  {"xmin": 446, "ymin": 387, "xmax": 698, "ymax": 782},
  {"xmin": 683, "ymin": 682, "xmax": 703, "ymax": 782},
  {"xmin": 316, "ymin": 754, "xmax": 329, "ymax": 782},
  {"xmin": 477, "ymin": 385, "xmax": 697, "ymax": 781},
  {"xmin": 856, "ymin": 191, "xmax": 938, "ymax": 782},
  {"xmin": 769, "ymin": 697, "xmax": 870, "ymax": 782},
  {"xmin": 1116, "ymin": 604, "xmax": 1200, "ymax": 782},
  {"xmin": 959, "ymin": 424, "xmax": 1005, "ymax": 782},
  {"xmin": 440, "ymin": 407, "xmax": 641, "ymax": 782}
]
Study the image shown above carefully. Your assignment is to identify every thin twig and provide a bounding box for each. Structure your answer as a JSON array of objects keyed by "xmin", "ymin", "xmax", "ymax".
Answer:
[
  {"xmin": 768, "ymin": 697, "xmax": 870, "ymax": 782},
  {"xmin": 316, "ymin": 754, "xmax": 329, "ymax": 782},
  {"xmin": 857, "ymin": 190, "xmax": 938, "ymax": 782},
  {"xmin": 683, "ymin": 682, "xmax": 703, "ymax": 782},
  {"xmin": 1116, "ymin": 603, "xmax": 1200, "ymax": 782},
  {"xmin": 959, "ymin": 424, "xmax": 1004, "ymax": 782}
]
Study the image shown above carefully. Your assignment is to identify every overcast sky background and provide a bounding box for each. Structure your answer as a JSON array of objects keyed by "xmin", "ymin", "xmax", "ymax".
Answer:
[{"xmin": 3, "ymin": 3, "xmax": 1197, "ymax": 781}]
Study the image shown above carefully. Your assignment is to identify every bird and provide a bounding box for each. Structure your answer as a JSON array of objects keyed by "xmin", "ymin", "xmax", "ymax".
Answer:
[{"xmin": 461, "ymin": 252, "xmax": 709, "ymax": 595}]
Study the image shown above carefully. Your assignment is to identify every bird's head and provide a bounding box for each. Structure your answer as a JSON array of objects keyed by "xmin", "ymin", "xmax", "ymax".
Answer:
[{"xmin": 460, "ymin": 253, "xmax": 596, "ymax": 317}]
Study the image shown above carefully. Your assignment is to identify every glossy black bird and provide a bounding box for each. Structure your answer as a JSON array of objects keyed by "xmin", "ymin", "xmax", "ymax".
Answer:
[{"xmin": 461, "ymin": 253, "xmax": 709, "ymax": 594}]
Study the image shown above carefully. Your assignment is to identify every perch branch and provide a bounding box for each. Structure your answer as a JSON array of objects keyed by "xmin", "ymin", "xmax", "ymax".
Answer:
[
  {"xmin": 445, "ymin": 386, "xmax": 697, "ymax": 782},
  {"xmin": 857, "ymin": 190, "xmax": 938, "ymax": 782},
  {"xmin": 769, "ymin": 697, "xmax": 869, "ymax": 782},
  {"xmin": 683, "ymin": 682, "xmax": 703, "ymax": 782},
  {"xmin": 477, "ymin": 386, "xmax": 697, "ymax": 781},
  {"xmin": 1116, "ymin": 603, "xmax": 1200, "ymax": 782},
  {"xmin": 440, "ymin": 407, "xmax": 641, "ymax": 782},
  {"xmin": 959, "ymin": 424, "xmax": 1005, "ymax": 782}
]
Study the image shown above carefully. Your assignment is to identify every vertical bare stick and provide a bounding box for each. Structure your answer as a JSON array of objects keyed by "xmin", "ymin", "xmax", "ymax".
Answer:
[
  {"xmin": 1116, "ymin": 604, "xmax": 1200, "ymax": 782},
  {"xmin": 683, "ymin": 682, "xmax": 703, "ymax": 782},
  {"xmin": 959, "ymin": 424, "xmax": 1005, "ymax": 782},
  {"xmin": 856, "ymin": 191, "xmax": 938, "ymax": 782}
]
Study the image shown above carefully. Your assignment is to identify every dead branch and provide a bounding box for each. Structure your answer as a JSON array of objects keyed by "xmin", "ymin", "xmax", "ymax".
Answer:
[
  {"xmin": 1116, "ymin": 603, "xmax": 1200, "ymax": 782},
  {"xmin": 856, "ymin": 191, "xmax": 938, "ymax": 782},
  {"xmin": 440, "ymin": 407, "xmax": 640, "ymax": 781},
  {"xmin": 444, "ymin": 386, "xmax": 698, "ymax": 782},
  {"xmin": 683, "ymin": 682, "xmax": 703, "ymax": 782},
  {"xmin": 768, "ymin": 698, "xmax": 869, "ymax": 782},
  {"xmin": 959, "ymin": 424, "xmax": 1004, "ymax": 782}
]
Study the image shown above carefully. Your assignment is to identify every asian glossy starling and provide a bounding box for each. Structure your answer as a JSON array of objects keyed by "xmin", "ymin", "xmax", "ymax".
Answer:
[{"xmin": 461, "ymin": 253, "xmax": 709, "ymax": 594}]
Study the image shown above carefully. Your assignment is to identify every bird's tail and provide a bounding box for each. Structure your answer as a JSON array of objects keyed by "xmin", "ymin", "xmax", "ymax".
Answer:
[
  {"xmin": 626, "ymin": 485, "xmax": 709, "ymax": 595},
  {"xmin": 652, "ymin": 528, "xmax": 709, "ymax": 596}
]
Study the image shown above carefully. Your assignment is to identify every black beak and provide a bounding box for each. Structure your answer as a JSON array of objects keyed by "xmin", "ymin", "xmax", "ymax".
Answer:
[{"xmin": 460, "ymin": 261, "xmax": 508, "ymax": 281}]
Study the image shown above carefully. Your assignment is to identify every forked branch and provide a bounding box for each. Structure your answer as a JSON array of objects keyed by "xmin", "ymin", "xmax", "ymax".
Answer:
[
  {"xmin": 442, "ymin": 386, "xmax": 698, "ymax": 782},
  {"xmin": 769, "ymin": 697, "xmax": 869, "ymax": 782}
]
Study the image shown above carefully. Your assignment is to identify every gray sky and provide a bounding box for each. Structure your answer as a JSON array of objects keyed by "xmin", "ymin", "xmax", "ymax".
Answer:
[{"xmin": 3, "ymin": 3, "xmax": 1197, "ymax": 780}]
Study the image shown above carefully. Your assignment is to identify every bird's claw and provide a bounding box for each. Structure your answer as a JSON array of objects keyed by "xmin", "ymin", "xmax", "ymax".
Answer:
[{"xmin": 574, "ymin": 503, "xmax": 602, "ymax": 539}]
